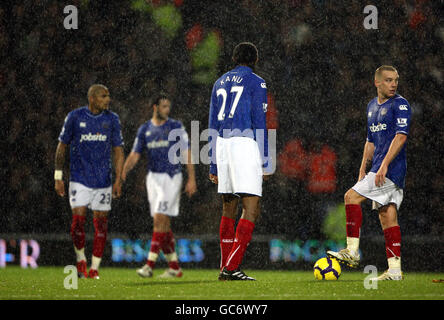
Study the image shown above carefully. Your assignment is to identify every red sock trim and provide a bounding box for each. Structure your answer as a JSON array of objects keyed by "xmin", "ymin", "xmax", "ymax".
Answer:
[{"xmin": 345, "ymin": 204, "xmax": 362, "ymax": 238}]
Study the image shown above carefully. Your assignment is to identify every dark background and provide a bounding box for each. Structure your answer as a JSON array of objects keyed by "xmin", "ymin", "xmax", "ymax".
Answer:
[{"xmin": 1, "ymin": 0, "xmax": 442, "ymax": 245}]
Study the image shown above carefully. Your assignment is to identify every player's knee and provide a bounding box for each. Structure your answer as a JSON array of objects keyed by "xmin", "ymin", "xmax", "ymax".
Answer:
[
  {"xmin": 240, "ymin": 205, "xmax": 260, "ymax": 223},
  {"xmin": 153, "ymin": 213, "xmax": 171, "ymax": 232},
  {"xmin": 344, "ymin": 189, "xmax": 353, "ymax": 204},
  {"xmin": 344, "ymin": 189, "xmax": 361, "ymax": 205},
  {"xmin": 379, "ymin": 205, "xmax": 398, "ymax": 228}
]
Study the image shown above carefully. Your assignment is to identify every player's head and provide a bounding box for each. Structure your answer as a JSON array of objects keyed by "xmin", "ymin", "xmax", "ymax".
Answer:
[
  {"xmin": 151, "ymin": 93, "xmax": 171, "ymax": 121},
  {"xmin": 374, "ymin": 65, "xmax": 399, "ymax": 99},
  {"xmin": 232, "ymin": 42, "xmax": 258, "ymax": 68},
  {"xmin": 88, "ymin": 84, "xmax": 110, "ymax": 112}
]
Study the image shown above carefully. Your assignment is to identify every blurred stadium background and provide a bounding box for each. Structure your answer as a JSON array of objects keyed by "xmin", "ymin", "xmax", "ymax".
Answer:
[{"xmin": 0, "ymin": 0, "xmax": 442, "ymax": 271}]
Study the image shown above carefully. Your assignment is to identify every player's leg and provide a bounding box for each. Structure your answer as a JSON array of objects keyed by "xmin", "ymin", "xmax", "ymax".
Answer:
[
  {"xmin": 220, "ymin": 194, "xmax": 259, "ymax": 280},
  {"xmin": 145, "ymin": 213, "xmax": 169, "ymax": 270},
  {"xmin": 215, "ymin": 137, "xmax": 239, "ymax": 270},
  {"xmin": 88, "ymin": 186, "xmax": 112, "ymax": 279},
  {"xmin": 138, "ymin": 173, "xmax": 161, "ymax": 277},
  {"xmin": 69, "ymin": 182, "xmax": 92, "ymax": 278},
  {"xmin": 219, "ymin": 194, "xmax": 239, "ymax": 270},
  {"xmin": 327, "ymin": 188, "xmax": 365, "ymax": 267},
  {"xmin": 148, "ymin": 172, "xmax": 184, "ymax": 278},
  {"xmin": 344, "ymin": 188, "xmax": 366, "ymax": 253},
  {"xmin": 158, "ymin": 227, "xmax": 183, "ymax": 278},
  {"xmin": 71, "ymin": 206, "xmax": 88, "ymax": 278},
  {"xmin": 89, "ymin": 210, "xmax": 108, "ymax": 279},
  {"xmin": 158, "ymin": 173, "xmax": 184, "ymax": 278},
  {"xmin": 151, "ymin": 212, "xmax": 183, "ymax": 279},
  {"xmin": 218, "ymin": 137, "xmax": 260, "ymax": 280},
  {"xmin": 373, "ymin": 204, "xmax": 403, "ymax": 280}
]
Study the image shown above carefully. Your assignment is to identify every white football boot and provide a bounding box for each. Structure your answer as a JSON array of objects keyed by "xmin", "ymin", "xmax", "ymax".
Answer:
[
  {"xmin": 327, "ymin": 248, "xmax": 360, "ymax": 268},
  {"xmin": 158, "ymin": 268, "xmax": 183, "ymax": 279},
  {"xmin": 136, "ymin": 264, "xmax": 153, "ymax": 278},
  {"xmin": 370, "ymin": 270, "xmax": 404, "ymax": 281}
]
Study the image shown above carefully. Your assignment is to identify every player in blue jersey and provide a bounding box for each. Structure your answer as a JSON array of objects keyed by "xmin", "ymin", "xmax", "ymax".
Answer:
[
  {"xmin": 208, "ymin": 42, "xmax": 272, "ymax": 281},
  {"xmin": 122, "ymin": 93, "xmax": 197, "ymax": 278},
  {"xmin": 327, "ymin": 66, "xmax": 412, "ymax": 281},
  {"xmin": 55, "ymin": 84, "xmax": 125, "ymax": 279}
]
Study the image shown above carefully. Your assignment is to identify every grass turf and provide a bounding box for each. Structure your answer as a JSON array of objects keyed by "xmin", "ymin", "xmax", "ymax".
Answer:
[{"xmin": 0, "ymin": 266, "xmax": 443, "ymax": 300}]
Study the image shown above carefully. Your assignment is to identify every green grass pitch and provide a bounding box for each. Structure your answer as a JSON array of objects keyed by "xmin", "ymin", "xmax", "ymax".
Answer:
[{"xmin": 1, "ymin": 266, "xmax": 443, "ymax": 300}]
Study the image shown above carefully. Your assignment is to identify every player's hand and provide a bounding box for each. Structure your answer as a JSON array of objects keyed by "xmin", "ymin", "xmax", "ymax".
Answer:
[
  {"xmin": 112, "ymin": 180, "xmax": 122, "ymax": 198},
  {"xmin": 55, "ymin": 180, "xmax": 65, "ymax": 197},
  {"xmin": 184, "ymin": 179, "xmax": 197, "ymax": 198},
  {"xmin": 375, "ymin": 165, "xmax": 387, "ymax": 187},
  {"xmin": 209, "ymin": 174, "xmax": 218, "ymax": 184}
]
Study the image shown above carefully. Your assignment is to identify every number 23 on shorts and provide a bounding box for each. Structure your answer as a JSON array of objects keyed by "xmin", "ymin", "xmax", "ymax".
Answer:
[{"xmin": 99, "ymin": 193, "xmax": 111, "ymax": 204}]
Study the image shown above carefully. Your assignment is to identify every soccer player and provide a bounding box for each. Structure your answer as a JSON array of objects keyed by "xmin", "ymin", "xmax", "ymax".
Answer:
[
  {"xmin": 327, "ymin": 65, "xmax": 412, "ymax": 281},
  {"xmin": 208, "ymin": 42, "xmax": 272, "ymax": 281},
  {"xmin": 122, "ymin": 93, "xmax": 197, "ymax": 279},
  {"xmin": 55, "ymin": 84, "xmax": 125, "ymax": 279}
]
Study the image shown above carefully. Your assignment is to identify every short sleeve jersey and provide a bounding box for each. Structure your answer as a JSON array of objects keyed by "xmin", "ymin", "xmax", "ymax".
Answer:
[
  {"xmin": 58, "ymin": 106, "xmax": 124, "ymax": 188},
  {"xmin": 208, "ymin": 65, "xmax": 268, "ymax": 175},
  {"xmin": 366, "ymin": 94, "xmax": 412, "ymax": 188},
  {"xmin": 131, "ymin": 118, "xmax": 189, "ymax": 177}
]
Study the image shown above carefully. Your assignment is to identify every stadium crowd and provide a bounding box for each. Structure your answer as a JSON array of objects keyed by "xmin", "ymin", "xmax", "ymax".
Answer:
[{"xmin": 1, "ymin": 0, "xmax": 442, "ymax": 240}]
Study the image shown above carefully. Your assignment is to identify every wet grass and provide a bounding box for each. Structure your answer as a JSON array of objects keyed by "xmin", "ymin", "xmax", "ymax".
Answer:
[{"xmin": 1, "ymin": 266, "xmax": 443, "ymax": 300}]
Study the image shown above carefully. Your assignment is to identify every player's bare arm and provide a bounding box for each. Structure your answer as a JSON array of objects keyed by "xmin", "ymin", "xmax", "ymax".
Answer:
[
  {"xmin": 184, "ymin": 149, "xmax": 197, "ymax": 197},
  {"xmin": 121, "ymin": 151, "xmax": 141, "ymax": 182},
  {"xmin": 54, "ymin": 141, "xmax": 67, "ymax": 197},
  {"xmin": 375, "ymin": 133, "xmax": 408, "ymax": 187},
  {"xmin": 358, "ymin": 141, "xmax": 375, "ymax": 181},
  {"xmin": 112, "ymin": 146, "xmax": 125, "ymax": 198}
]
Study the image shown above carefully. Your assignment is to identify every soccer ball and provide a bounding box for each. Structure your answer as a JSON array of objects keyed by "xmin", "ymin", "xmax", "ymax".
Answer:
[{"xmin": 313, "ymin": 257, "xmax": 341, "ymax": 280}]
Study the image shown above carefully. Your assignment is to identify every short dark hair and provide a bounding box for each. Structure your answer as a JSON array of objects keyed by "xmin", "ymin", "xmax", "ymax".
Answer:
[
  {"xmin": 232, "ymin": 42, "xmax": 258, "ymax": 67},
  {"xmin": 150, "ymin": 92, "xmax": 170, "ymax": 108}
]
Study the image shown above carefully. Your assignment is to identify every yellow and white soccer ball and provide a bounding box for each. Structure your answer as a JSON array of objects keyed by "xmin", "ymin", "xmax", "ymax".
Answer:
[{"xmin": 313, "ymin": 257, "xmax": 341, "ymax": 280}]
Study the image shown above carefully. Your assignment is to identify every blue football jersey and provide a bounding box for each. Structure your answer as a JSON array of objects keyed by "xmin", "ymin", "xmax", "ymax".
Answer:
[
  {"xmin": 366, "ymin": 94, "xmax": 411, "ymax": 188},
  {"xmin": 208, "ymin": 65, "xmax": 268, "ymax": 175},
  {"xmin": 58, "ymin": 106, "xmax": 124, "ymax": 188},
  {"xmin": 131, "ymin": 118, "xmax": 189, "ymax": 177}
]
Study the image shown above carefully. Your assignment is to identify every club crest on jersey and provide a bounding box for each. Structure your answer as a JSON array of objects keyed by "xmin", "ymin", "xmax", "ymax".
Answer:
[
  {"xmin": 79, "ymin": 122, "xmax": 86, "ymax": 128},
  {"xmin": 380, "ymin": 108, "xmax": 387, "ymax": 116},
  {"xmin": 102, "ymin": 122, "xmax": 110, "ymax": 129}
]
